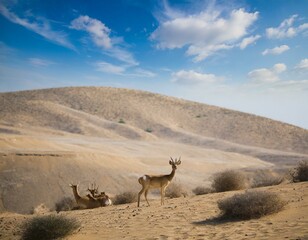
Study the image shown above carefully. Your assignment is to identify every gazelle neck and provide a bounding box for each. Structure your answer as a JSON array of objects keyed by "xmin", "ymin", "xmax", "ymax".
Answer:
[
  {"xmin": 72, "ymin": 186, "xmax": 81, "ymax": 200},
  {"xmin": 167, "ymin": 168, "xmax": 176, "ymax": 181}
]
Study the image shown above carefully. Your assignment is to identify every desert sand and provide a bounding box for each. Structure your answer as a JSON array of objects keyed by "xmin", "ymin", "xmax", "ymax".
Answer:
[
  {"xmin": 0, "ymin": 87, "xmax": 307, "ymax": 239},
  {"xmin": 0, "ymin": 182, "xmax": 307, "ymax": 240}
]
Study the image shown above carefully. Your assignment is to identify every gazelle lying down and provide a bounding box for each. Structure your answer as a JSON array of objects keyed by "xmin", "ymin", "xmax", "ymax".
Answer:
[{"xmin": 69, "ymin": 183, "xmax": 112, "ymax": 209}]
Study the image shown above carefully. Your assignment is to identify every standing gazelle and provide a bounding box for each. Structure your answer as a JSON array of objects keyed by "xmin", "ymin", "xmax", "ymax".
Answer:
[{"xmin": 137, "ymin": 157, "xmax": 181, "ymax": 207}]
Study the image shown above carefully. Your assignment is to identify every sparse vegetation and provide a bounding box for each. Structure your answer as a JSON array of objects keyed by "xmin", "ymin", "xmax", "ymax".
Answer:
[
  {"xmin": 211, "ymin": 170, "xmax": 247, "ymax": 192},
  {"xmin": 113, "ymin": 191, "xmax": 137, "ymax": 205},
  {"xmin": 251, "ymin": 169, "xmax": 284, "ymax": 188},
  {"xmin": 290, "ymin": 160, "xmax": 308, "ymax": 182},
  {"xmin": 218, "ymin": 191, "xmax": 286, "ymax": 220},
  {"xmin": 31, "ymin": 203, "xmax": 50, "ymax": 215},
  {"xmin": 118, "ymin": 118, "xmax": 125, "ymax": 124},
  {"xmin": 55, "ymin": 197, "xmax": 76, "ymax": 212},
  {"xmin": 145, "ymin": 128, "xmax": 153, "ymax": 133},
  {"xmin": 165, "ymin": 182, "xmax": 187, "ymax": 198},
  {"xmin": 192, "ymin": 186, "xmax": 213, "ymax": 195},
  {"xmin": 21, "ymin": 215, "xmax": 80, "ymax": 240}
]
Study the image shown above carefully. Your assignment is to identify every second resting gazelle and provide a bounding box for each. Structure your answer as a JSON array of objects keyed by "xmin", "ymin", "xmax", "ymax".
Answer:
[{"xmin": 137, "ymin": 157, "xmax": 181, "ymax": 207}]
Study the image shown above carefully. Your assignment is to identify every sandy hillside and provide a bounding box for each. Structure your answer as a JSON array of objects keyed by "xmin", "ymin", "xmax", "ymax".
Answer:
[
  {"xmin": 0, "ymin": 182, "xmax": 307, "ymax": 240},
  {"xmin": 0, "ymin": 87, "xmax": 307, "ymax": 214}
]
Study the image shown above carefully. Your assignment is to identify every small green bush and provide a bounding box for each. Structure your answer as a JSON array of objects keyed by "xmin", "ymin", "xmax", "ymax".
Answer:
[
  {"xmin": 290, "ymin": 160, "xmax": 308, "ymax": 182},
  {"xmin": 212, "ymin": 170, "xmax": 247, "ymax": 192},
  {"xmin": 192, "ymin": 186, "xmax": 213, "ymax": 195},
  {"xmin": 145, "ymin": 128, "xmax": 153, "ymax": 133},
  {"xmin": 21, "ymin": 215, "xmax": 79, "ymax": 240},
  {"xmin": 118, "ymin": 118, "xmax": 125, "ymax": 124},
  {"xmin": 218, "ymin": 191, "xmax": 286, "ymax": 220},
  {"xmin": 113, "ymin": 191, "xmax": 137, "ymax": 205}
]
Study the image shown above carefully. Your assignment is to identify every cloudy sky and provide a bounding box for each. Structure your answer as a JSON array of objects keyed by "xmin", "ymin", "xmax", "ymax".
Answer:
[{"xmin": 1, "ymin": 0, "xmax": 307, "ymax": 129}]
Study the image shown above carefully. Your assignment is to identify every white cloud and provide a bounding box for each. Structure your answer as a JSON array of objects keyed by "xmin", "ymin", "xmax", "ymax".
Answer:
[
  {"xmin": 95, "ymin": 62, "xmax": 126, "ymax": 75},
  {"xmin": 266, "ymin": 15, "xmax": 308, "ymax": 39},
  {"xmin": 172, "ymin": 70, "xmax": 223, "ymax": 84},
  {"xmin": 132, "ymin": 68, "xmax": 156, "ymax": 78},
  {"xmin": 95, "ymin": 61, "xmax": 155, "ymax": 78},
  {"xmin": 150, "ymin": 6, "xmax": 258, "ymax": 61},
  {"xmin": 239, "ymin": 35, "xmax": 261, "ymax": 49},
  {"xmin": 70, "ymin": 15, "xmax": 138, "ymax": 66},
  {"xmin": 272, "ymin": 63, "xmax": 287, "ymax": 73},
  {"xmin": 70, "ymin": 15, "xmax": 112, "ymax": 49},
  {"xmin": 0, "ymin": 3, "xmax": 75, "ymax": 50},
  {"xmin": 295, "ymin": 59, "xmax": 308, "ymax": 70},
  {"xmin": 262, "ymin": 45, "xmax": 290, "ymax": 56},
  {"xmin": 248, "ymin": 63, "xmax": 287, "ymax": 83},
  {"xmin": 29, "ymin": 58, "xmax": 55, "ymax": 67}
]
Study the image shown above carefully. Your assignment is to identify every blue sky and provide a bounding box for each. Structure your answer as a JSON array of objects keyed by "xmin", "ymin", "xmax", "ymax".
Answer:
[{"xmin": 0, "ymin": 0, "xmax": 308, "ymax": 129}]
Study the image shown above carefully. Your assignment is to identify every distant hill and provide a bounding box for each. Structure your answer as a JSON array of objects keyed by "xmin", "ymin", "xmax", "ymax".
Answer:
[
  {"xmin": 1, "ymin": 87, "xmax": 307, "ymax": 153},
  {"xmin": 0, "ymin": 87, "xmax": 307, "ymax": 214}
]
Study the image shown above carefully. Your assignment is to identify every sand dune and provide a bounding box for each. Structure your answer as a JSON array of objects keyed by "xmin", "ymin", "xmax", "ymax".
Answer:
[
  {"xmin": 0, "ymin": 182, "xmax": 307, "ymax": 240},
  {"xmin": 0, "ymin": 87, "xmax": 307, "ymax": 215}
]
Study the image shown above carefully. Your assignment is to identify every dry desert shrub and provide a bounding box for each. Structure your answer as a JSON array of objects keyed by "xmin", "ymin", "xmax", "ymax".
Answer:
[
  {"xmin": 21, "ymin": 215, "xmax": 80, "ymax": 240},
  {"xmin": 55, "ymin": 197, "xmax": 76, "ymax": 212},
  {"xmin": 218, "ymin": 191, "xmax": 286, "ymax": 220},
  {"xmin": 31, "ymin": 203, "xmax": 50, "ymax": 215},
  {"xmin": 211, "ymin": 170, "xmax": 247, "ymax": 192},
  {"xmin": 113, "ymin": 191, "xmax": 137, "ymax": 205},
  {"xmin": 251, "ymin": 169, "xmax": 284, "ymax": 188},
  {"xmin": 165, "ymin": 182, "xmax": 187, "ymax": 198},
  {"xmin": 290, "ymin": 160, "xmax": 308, "ymax": 182},
  {"xmin": 192, "ymin": 186, "xmax": 213, "ymax": 195}
]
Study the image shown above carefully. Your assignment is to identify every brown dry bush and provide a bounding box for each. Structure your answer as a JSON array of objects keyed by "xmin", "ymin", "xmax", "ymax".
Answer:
[
  {"xmin": 218, "ymin": 191, "xmax": 286, "ymax": 220},
  {"xmin": 21, "ymin": 215, "xmax": 80, "ymax": 240},
  {"xmin": 211, "ymin": 170, "xmax": 247, "ymax": 192},
  {"xmin": 192, "ymin": 186, "xmax": 213, "ymax": 195},
  {"xmin": 165, "ymin": 182, "xmax": 187, "ymax": 198},
  {"xmin": 290, "ymin": 160, "xmax": 308, "ymax": 182},
  {"xmin": 113, "ymin": 191, "xmax": 137, "ymax": 205},
  {"xmin": 55, "ymin": 197, "xmax": 76, "ymax": 212},
  {"xmin": 251, "ymin": 169, "xmax": 284, "ymax": 188}
]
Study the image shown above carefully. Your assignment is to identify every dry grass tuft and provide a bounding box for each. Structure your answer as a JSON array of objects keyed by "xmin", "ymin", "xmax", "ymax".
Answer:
[
  {"xmin": 31, "ymin": 203, "xmax": 50, "ymax": 215},
  {"xmin": 165, "ymin": 182, "xmax": 187, "ymax": 198},
  {"xmin": 55, "ymin": 197, "xmax": 76, "ymax": 212},
  {"xmin": 192, "ymin": 186, "xmax": 213, "ymax": 195},
  {"xmin": 290, "ymin": 160, "xmax": 308, "ymax": 182},
  {"xmin": 211, "ymin": 170, "xmax": 247, "ymax": 192},
  {"xmin": 21, "ymin": 215, "xmax": 79, "ymax": 240},
  {"xmin": 218, "ymin": 191, "xmax": 286, "ymax": 220},
  {"xmin": 251, "ymin": 169, "xmax": 284, "ymax": 188},
  {"xmin": 113, "ymin": 191, "xmax": 137, "ymax": 205}
]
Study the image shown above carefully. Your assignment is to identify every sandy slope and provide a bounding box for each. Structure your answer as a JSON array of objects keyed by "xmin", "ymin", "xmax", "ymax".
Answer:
[
  {"xmin": 0, "ymin": 87, "xmax": 307, "ymax": 214},
  {"xmin": 0, "ymin": 134, "xmax": 272, "ymax": 214},
  {"xmin": 0, "ymin": 182, "xmax": 307, "ymax": 240}
]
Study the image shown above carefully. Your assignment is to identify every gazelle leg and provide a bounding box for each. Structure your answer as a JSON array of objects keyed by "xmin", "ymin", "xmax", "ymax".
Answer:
[
  {"xmin": 160, "ymin": 188, "xmax": 164, "ymax": 205},
  {"xmin": 145, "ymin": 189, "xmax": 150, "ymax": 206},
  {"xmin": 138, "ymin": 188, "xmax": 145, "ymax": 207}
]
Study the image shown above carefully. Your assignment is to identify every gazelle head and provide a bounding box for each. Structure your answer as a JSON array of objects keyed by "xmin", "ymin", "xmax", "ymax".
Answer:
[
  {"xmin": 69, "ymin": 183, "xmax": 78, "ymax": 189},
  {"xmin": 169, "ymin": 157, "xmax": 181, "ymax": 170},
  {"xmin": 87, "ymin": 183, "xmax": 99, "ymax": 197}
]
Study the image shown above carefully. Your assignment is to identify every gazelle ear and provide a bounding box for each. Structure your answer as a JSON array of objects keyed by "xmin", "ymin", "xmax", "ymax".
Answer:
[{"xmin": 169, "ymin": 160, "xmax": 173, "ymax": 165}]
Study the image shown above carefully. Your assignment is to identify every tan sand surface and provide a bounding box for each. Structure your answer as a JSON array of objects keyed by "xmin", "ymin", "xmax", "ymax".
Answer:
[{"xmin": 0, "ymin": 182, "xmax": 307, "ymax": 240}]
